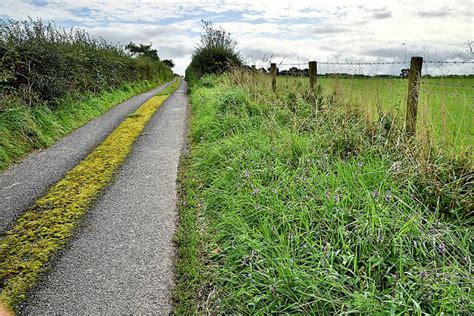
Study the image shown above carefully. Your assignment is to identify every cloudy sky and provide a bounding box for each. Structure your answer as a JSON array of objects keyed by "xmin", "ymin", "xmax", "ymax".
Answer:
[{"xmin": 1, "ymin": 0, "xmax": 473, "ymax": 75}]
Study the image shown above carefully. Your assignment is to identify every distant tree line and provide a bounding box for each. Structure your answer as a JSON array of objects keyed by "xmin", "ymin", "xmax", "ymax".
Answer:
[{"xmin": 0, "ymin": 19, "xmax": 174, "ymax": 110}]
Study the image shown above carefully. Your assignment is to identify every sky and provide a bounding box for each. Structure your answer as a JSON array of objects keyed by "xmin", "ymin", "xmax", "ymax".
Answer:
[{"xmin": 1, "ymin": 0, "xmax": 473, "ymax": 75}]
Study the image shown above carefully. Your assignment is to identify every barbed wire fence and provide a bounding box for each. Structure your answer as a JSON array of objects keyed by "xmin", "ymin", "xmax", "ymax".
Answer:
[{"xmin": 247, "ymin": 57, "xmax": 473, "ymax": 141}]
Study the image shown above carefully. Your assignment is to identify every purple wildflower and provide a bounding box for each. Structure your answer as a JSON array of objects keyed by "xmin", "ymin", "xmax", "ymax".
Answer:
[
  {"xmin": 437, "ymin": 242, "xmax": 446, "ymax": 254},
  {"xmin": 322, "ymin": 240, "xmax": 329, "ymax": 252},
  {"xmin": 384, "ymin": 191, "xmax": 393, "ymax": 202},
  {"xmin": 377, "ymin": 230, "xmax": 383, "ymax": 242},
  {"xmin": 244, "ymin": 171, "xmax": 250, "ymax": 179},
  {"xmin": 270, "ymin": 285, "xmax": 277, "ymax": 295},
  {"xmin": 252, "ymin": 188, "xmax": 259, "ymax": 196},
  {"xmin": 371, "ymin": 190, "xmax": 379, "ymax": 199}
]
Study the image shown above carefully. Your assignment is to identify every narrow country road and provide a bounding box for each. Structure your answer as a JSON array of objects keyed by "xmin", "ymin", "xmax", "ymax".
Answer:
[
  {"xmin": 19, "ymin": 81, "xmax": 188, "ymax": 314},
  {"xmin": 0, "ymin": 80, "xmax": 174, "ymax": 235}
]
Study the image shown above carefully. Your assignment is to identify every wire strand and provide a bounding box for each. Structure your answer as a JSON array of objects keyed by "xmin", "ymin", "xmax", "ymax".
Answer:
[{"xmin": 257, "ymin": 60, "xmax": 474, "ymax": 66}]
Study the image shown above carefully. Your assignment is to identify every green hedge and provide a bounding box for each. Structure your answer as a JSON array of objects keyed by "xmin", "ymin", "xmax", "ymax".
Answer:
[{"xmin": 0, "ymin": 19, "xmax": 173, "ymax": 110}]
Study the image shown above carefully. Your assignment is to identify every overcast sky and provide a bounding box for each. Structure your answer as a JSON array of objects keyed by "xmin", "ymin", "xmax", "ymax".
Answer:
[{"xmin": 1, "ymin": 0, "xmax": 473, "ymax": 75}]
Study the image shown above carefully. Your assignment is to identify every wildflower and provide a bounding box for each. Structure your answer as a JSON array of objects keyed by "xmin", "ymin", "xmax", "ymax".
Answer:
[
  {"xmin": 270, "ymin": 285, "xmax": 277, "ymax": 295},
  {"xmin": 243, "ymin": 170, "xmax": 250, "ymax": 179},
  {"xmin": 384, "ymin": 191, "xmax": 392, "ymax": 202},
  {"xmin": 377, "ymin": 230, "xmax": 383, "ymax": 242},
  {"xmin": 334, "ymin": 194, "xmax": 341, "ymax": 203},
  {"xmin": 271, "ymin": 225, "xmax": 276, "ymax": 232},
  {"xmin": 251, "ymin": 250, "xmax": 258, "ymax": 257},
  {"xmin": 357, "ymin": 161, "xmax": 363, "ymax": 169},
  {"xmin": 252, "ymin": 188, "xmax": 259, "ymax": 196},
  {"xmin": 371, "ymin": 190, "xmax": 379, "ymax": 199},
  {"xmin": 437, "ymin": 242, "xmax": 446, "ymax": 254},
  {"xmin": 272, "ymin": 188, "xmax": 277, "ymax": 194},
  {"xmin": 322, "ymin": 240, "xmax": 329, "ymax": 252}
]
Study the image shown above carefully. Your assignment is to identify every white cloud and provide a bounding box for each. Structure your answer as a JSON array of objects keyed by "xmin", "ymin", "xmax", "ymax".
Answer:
[{"xmin": 0, "ymin": 0, "xmax": 472, "ymax": 75}]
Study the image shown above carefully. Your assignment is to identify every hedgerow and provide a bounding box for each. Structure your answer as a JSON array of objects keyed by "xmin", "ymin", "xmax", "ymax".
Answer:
[{"xmin": 0, "ymin": 18, "xmax": 173, "ymax": 110}]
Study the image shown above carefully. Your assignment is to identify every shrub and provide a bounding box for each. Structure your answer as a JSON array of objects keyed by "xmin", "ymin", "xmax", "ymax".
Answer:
[
  {"xmin": 185, "ymin": 21, "xmax": 242, "ymax": 86},
  {"xmin": 0, "ymin": 18, "xmax": 173, "ymax": 110}
]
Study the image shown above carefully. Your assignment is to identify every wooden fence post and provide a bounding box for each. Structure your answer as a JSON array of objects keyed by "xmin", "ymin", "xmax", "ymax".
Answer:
[
  {"xmin": 270, "ymin": 63, "xmax": 277, "ymax": 93},
  {"xmin": 405, "ymin": 56, "xmax": 423, "ymax": 137},
  {"xmin": 309, "ymin": 61, "xmax": 317, "ymax": 92}
]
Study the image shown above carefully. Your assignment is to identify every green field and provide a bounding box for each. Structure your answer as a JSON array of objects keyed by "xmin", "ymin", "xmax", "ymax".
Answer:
[
  {"xmin": 174, "ymin": 72, "xmax": 472, "ymax": 314},
  {"xmin": 278, "ymin": 76, "xmax": 474, "ymax": 154}
]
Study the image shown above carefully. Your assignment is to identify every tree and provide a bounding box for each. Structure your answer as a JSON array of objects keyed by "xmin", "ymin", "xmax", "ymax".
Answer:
[
  {"xmin": 186, "ymin": 20, "xmax": 242, "ymax": 83},
  {"xmin": 162, "ymin": 59, "xmax": 175, "ymax": 68},
  {"xmin": 125, "ymin": 42, "xmax": 159, "ymax": 60}
]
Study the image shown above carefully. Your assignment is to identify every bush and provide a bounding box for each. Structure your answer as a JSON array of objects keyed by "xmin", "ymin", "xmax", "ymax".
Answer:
[
  {"xmin": 0, "ymin": 18, "xmax": 173, "ymax": 109},
  {"xmin": 185, "ymin": 21, "xmax": 242, "ymax": 86}
]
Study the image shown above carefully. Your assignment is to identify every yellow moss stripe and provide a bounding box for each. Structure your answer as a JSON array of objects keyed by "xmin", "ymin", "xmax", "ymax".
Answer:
[{"xmin": 0, "ymin": 79, "xmax": 180, "ymax": 309}]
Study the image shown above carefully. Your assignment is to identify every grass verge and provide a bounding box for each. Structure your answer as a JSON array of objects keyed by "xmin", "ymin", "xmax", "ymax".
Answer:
[
  {"xmin": 0, "ymin": 79, "xmax": 181, "ymax": 309},
  {"xmin": 0, "ymin": 79, "xmax": 170, "ymax": 172},
  {"xmin": 174, "ymin": 73, "xmax": 472, "ymax": 314}
]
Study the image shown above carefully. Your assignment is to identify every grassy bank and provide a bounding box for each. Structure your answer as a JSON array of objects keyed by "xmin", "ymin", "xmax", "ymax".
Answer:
[
  {"xmin": 0, "ymin": 80, "xmax": 180, "ymax": 311},
  {"xmin": 0, "ymin": 79, "xmax": 168, "ymax": 171},
  {"xmin": 174, "ymin": 73, "xmax": 472, "ymax": 314}
]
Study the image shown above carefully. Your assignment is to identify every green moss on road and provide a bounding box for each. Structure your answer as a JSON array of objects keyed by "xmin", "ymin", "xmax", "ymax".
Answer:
[{"xmin": 0, "ymin": 79, "xmax": 181, "ymax": 309}]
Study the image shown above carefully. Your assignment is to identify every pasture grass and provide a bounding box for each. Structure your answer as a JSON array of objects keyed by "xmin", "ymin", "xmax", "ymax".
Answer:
[
  {"xmin": 174, "ymin": 72, "xmax": 472, "ymax": 314},
  {"xmin": 0, "ymin": 80, "xmax": 180, "ymax": 310},
  {"xmin": 278, "ymin": 76, "xmax": 473, "ymax": 155},
  {"xmin": 0, "ymin": 79, "xmax": 169, "ymax": 171}
]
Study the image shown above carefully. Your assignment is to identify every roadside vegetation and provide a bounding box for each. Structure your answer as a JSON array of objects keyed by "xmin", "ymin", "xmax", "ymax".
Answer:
[
  {"xmin": 276, "ymin": 75, "xmax": 474, "ymax": 153},
  {"xmin": 185, "ymin": 20, "xmax": 242, "ymax": 86},
  {"xmin": 174, "ymin": 70, "xmax": 472, "ymax": 313},
  {"xmin": 0, "ymin": 79, "xmax": 180, "ymax": 312},
  {"xmin": 0, "ymin": 19, "xmax": 174, "ymax": 170}
]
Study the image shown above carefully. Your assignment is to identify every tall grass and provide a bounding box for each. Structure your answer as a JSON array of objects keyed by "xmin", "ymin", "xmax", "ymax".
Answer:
[
  {"xmin": 282, "ymin": 75, "xmax": 474, "ymax": 154},
  {"xmin": 174, "ymin": 70, "xmax": 472, "ymax": 314},
  {"xmin": 0, "ymin": 80, "xmax": 164, "ymax": 171}
]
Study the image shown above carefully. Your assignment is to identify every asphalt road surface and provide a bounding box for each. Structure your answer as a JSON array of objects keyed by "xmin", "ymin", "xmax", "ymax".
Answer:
[
  {"xmin": 18, "ymin": 81, "xmax": 187, "ymax": 314},
  {"xmin": 0, "ymin": 80, "xmax": 174, "ymax": 235}
]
